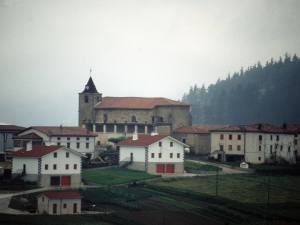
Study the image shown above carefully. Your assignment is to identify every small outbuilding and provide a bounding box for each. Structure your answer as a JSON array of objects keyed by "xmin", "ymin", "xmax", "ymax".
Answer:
[{"xmin": 37, "ymin": 192, "xmax": 83, "ymax": 215}]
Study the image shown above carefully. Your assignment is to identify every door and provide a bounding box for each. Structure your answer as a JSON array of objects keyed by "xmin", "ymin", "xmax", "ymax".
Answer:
[
  {"xmin": 130, "ymin": 153, "xmax": 133, "ymax": 161},
  {"xmin": 53, "ymin": 204, "xmax": 57, "ymax": 214},
  {"xmin": 166, "ymin": 164, "xmax": 174, "ymax": 173},
  {"xmin": 61, "ymin": 176, "xmax": 71, "ymax": 186},
  {"xmin": 50, "ymin": 176, "xmax": 60, "ymax": 186},
  {"xmin": 23, "ymin": 164, "xmax": 26, "ymax": 174},
  {"xmin": 156, "ymin": 164, "xmax": 164, "ymax": 173},
  {"xmin": 73, "ymin": 203, "xmax": 77, "ymax": 214}
]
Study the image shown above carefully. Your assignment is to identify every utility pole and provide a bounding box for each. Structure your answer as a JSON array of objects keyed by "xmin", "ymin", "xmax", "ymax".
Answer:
[{"xmin": 216, "ymin": 165, "xmax": 219, "ymax": 196}]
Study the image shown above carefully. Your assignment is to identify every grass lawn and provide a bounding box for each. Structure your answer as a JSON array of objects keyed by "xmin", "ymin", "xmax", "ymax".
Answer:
[
  {"xmin": 82, "ymin": 167, "xmax": 161, "ymax": 185},
  {"xmin": 184, "ymin": 160, "xmax": 222, "ymax": 171}
]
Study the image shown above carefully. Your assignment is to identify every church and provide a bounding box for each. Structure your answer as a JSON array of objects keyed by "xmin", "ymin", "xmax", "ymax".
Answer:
[{"xmin": 78, "ymin": 77, "xmax": 192, "ymax": 146}]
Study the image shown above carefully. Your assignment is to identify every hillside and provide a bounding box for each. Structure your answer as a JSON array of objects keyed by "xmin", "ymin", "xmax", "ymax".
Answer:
[{"xmin": 182, "ymin": 53, "xmax": 300, "ymax": 125}]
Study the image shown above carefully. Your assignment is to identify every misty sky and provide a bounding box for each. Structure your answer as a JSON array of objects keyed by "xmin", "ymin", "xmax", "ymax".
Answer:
[{"xmin": 1, "ymin": 0, "xmax": 300, "ymax": 127}]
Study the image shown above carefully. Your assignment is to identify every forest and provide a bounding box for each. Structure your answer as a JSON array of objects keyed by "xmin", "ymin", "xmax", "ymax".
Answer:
[{"xmin": 182, "ymin": 53, "xmax": 300, "ymax": 126}]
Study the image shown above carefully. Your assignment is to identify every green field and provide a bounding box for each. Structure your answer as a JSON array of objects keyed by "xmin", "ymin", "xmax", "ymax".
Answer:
[{"xmin": 82, "ymin": 167, "xmax": 161, "ymax": 185}]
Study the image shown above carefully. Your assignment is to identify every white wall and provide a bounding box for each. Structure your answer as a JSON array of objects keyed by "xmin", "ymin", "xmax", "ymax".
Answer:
[
  {"xmin": 12, "ymin": 157, "xmax": 38, "ymax": 174},
  {"xmin": 211, "ymin": 132, "xmax": 245, "ymax": 155},
  {"xmin": 119, "ymin": 146, "xmax": 145, "ymax": 162}
]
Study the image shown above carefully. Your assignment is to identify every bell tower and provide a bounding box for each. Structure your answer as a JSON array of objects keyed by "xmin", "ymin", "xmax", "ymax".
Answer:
[{"xmin": 78, "ymin": 76, "xmax": 102, "ymax": 127}]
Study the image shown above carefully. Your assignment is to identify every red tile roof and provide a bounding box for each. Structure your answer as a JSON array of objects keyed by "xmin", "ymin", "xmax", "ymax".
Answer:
[
  {"xmin": 286, "ymin": 124, "xmax": 300, "ymax": 133},
  {"xmin": 211, "ymin": 123, "xmax": 294, "ymax": 134},
  {"xmin": 20, "ymin": 126, "xmax": 97, "ymax": 137},
  {"xmin": 95, "ymin": 97, "xmax": 191, "ymax": 109},
  {"xmin": 117, "ymin": 134, "xmax": 169, "ymax": 146},
  {"xmin": 42, "ymin": 192, "xmax": 83, "ymax": 199},
  {"xmin": 9, "ymin": 145, "xmax": 63, "ymax": 157},
  {"xmin": 174, "ymin": 124, "xmax": 230, "ymax": 133},
  {"xmin": 0, "ymin": 125, "xmax": 25, "ymax": 131},
  {"xmin": 13, "ymin": 132, "xmax": 43, "ymax": 140}
]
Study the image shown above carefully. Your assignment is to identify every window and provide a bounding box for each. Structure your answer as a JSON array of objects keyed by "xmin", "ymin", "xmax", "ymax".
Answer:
[
  {"xmin": 86, "ymin": 143, "xmax": 89, "ymax": 148},
  {"xmin": 170, "ymin": 142, "xmax": 173, "ymax": 147},
  {"xmin": 177, "ymin": 153, "xmax": 180, "ymax": 158},
  {"xmin": 220, "ymin": 134, "xmax": 224, "ymax": 140},
  {"xmin": 42, "ymin": 197, "xmax": 44, "ymax": 202},
  {"xmin": 76, "ymin": 143, "xmax": 80, "ymax": 148},
  {"xmin": 276, "ymin": 135, "xmax": 279, "ymax": 141},
  {"xmin": 74, "ymin": 164, "xmax": 77, "ymax": 170},
  {"xmin": 57, "ymin": 142, "xmax": 60, "ymax": 146},
  {"xmin": 229, "ymin": 134, "xmax": 232, "ymax": 140},
  {"xmin": 151, "ymin": 153, "xmax": 154, "ymax": 158},
  {"xmin": 237, "ymin": 145, "xmax": 241, "ymax": 151},
  {"xmin": 45, "ymin": 164, "xmax": 48, "ymax": 170},
  {"xmin": 182, "ymin": 138, "xmax": 186, "ymax": 144},
  {"xmin": 238, "ymin": 135, "xmax": 241, "ymax": 140},
  {"xmin": 295, "ymin": 140, "xmax": 298, "ymax": 145},
  {"xmin": 259, "ymin": 146, "xmax": 261, "ymax": 151},
  {"xmin": 159, "ymin": 153, "xmax": 162, "ymax": 158},
  {"xmin": 270, "ymin": 135, "xmax": 273, "ymax": 141},
  {"xmin": 131, "ymin": 116, "xmax": 136, "ymax": 122},
  {"xmin": 159, "ymin": 142, "xmax": 162, "ymax": 147},
  {"xmin": 229, "ymin": 145, "xmax": 232, "ymax": 151},
  {"xmin": 295, "ymin": 134, "xmax": 298, "ymax": 137},
  {"xmin": 63, "ymin": 204, "xmax": 67, "ymax": 209},
  {"xmin": 220, "ymin": 145, "xmax": 224, "ymax": 151},
  {"xmin": 54, "ymin": 152, "xmax": 57, "ymax": 158},
  {"xmin": 97, "ymin": 141, "xmax": 100, "ymax": 146},
  {"xmin": 259, "ymin": 135, "xmax": 262, "ymax": 140},
  {"xmin": 76, "ymin": 137, "xmax": 80, "ymax": 140},
  {"xmin": 53, "ymin": 164, "xmax": 57, "ymax": 170},
  {"xmin": 67, "ymin": 137, "xmax": 70, "ymax": 140},
  {"xmin": 280, "ymin": 145, "xmax": 283, "ymax": 151},
  {"xmin": 67, "ymin": 143, "xmax": 70, "ymax": 148},
  {"xmin": 288, "ymin": 146, "xmax": 291, "ymax": 152},
  {"xmin": 66, "ymin": 152, "xmax": 69, "ymax": 158},
  {"xmin": 170, "ymin": 153, "xmax": 173, "ymax": 158},
  {"xmin": 270, "ymin": 145, "xmax": 273, "ymax": 154},
  {"xmin": 57, "ymin": 137, "xmax": 60, "ymax": 140},
  {"xmin": 84, "ymin": 96, "xmax": 88, "ymax": 103},
  {"xmin": 258, "ymin": 157, "xmax": 261, "ymax": 161},
  {"xmin": 104, "ymin": 114, "xmax": 107, "ymax": 122},
  {"xmin": 86, "ymin": 137, "xmax": 89, "ymax": 141},
  {"xmin": 66, "ymin": 164, "xmax": 69, "ymax": 170}
]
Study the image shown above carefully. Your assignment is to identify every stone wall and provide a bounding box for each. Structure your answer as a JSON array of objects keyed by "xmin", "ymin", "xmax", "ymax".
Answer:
[
  {"xmin": 147, "ymin": 162, "xmax": 184, "ymax": 174},
  {"xmin": 126, "ymin": 162, "xmax": 146, "ymax": 172},
  {"xmin": 40, "ymin": 174, "xmax": 82, "ymax": 187}
]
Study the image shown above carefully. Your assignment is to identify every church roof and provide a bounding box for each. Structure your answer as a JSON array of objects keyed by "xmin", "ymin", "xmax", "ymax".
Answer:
[
  {"xmin": 81, "ymin": 77, "xmax": 98, "ymax": 93},
  {"xmin": 95, "ymin": 97, "xmax": 191, "ymax": 109}
]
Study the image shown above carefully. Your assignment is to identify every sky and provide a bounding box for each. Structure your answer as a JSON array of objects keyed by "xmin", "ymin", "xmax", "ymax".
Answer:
[{"xmin": 1, "ymin": 0, "xmax": 300, "ymax": 127}]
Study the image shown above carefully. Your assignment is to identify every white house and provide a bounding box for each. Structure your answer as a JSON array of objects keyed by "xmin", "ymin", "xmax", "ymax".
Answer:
[
  {"xmin": 210, "ymin": 123, "xmax": 296, "ymax": 164},
  {"xmin": 117, "ymin": 133, "xmax": 188, "ymax": 174},
  {"xmin": 10, "ymin": 143, "xmax": 86, "ymax": 187},
  {"xmin": 13, "ymin": 126, "xmax": 97, "ymax": 157},
  {"xmin": 37, "ymin": 192, "xmax": 83, "ymax": 215}
]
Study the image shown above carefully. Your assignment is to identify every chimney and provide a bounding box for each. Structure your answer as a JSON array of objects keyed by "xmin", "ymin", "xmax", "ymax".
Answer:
[
  {"xmin": 26, "ymin": 141, "xmax": 32, "ymax": 151},
  {"xmin": 283, "ymin": 123, "xmax": 287, "ymax": 129},
  {"xmin": 258, "ymin": 123, "xmax": 262, "ymax": 130},
  {"xmin": 133, "ymin": 132, "xmax": 138, "ymax": 141},
  {"xmin": 60, "ymin": 124, "xmax": 63, "ymax": 129}
]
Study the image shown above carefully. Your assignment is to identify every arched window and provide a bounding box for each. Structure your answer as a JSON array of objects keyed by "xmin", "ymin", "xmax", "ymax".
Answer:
[
  {"xmin": 131, "ymin": 116, "xmax": 136, "ymax": 122},
  {"xmin": 84, "ymin": 96, "xmax": 88, "ymax": 103}
]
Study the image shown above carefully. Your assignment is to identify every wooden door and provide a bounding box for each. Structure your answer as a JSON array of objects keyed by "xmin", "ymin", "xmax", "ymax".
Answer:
[
  {"xmin": 61, "ymin": 176, "xmax": 71, "ymax": 186},
  {"xmin": 166, "ymin": 164, "xmax": 174, "ymax": 173},
  {"xmin": 73, "ymin": 203, "xmax": 77, "ymax": 214},
  {"xmin": 23, "ymin": 164, "xmax": 26, "ymax": 174},
  {"xmin": 130, "ymin": 153, "xmax": 133, "ymax": 161},
  {"xmin": 156, "ymin": 164, "xmax": 164, "ymax": 173},
  {"xmin": 53, "ymin": 204, "xmax": 57, "ymax": 214}
]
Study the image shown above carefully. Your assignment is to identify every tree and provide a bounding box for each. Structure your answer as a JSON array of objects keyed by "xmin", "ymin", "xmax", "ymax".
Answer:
[{"xmin": 108, "ymin": 136, "xmax": 126, "ymax": 144}]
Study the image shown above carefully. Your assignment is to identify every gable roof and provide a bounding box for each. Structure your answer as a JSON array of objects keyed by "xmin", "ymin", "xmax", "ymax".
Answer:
[
  {"xmin": 210, "ymin": 123, "xmax": 294, "ymax": 134},
  {"xmin": 286, "ymin": 124, "xmax": 300, "ymax": 133},
  {"xmin": 18, "ymin": 126, "xmax": 97, "ymax": 137},
  {"xmin": 0, "ymin": 125, "xmax": 25, "ymax": 132},
  {"xmin": 13, "ymin": 132, "xmax": 43, "ymax": 140},
  {"xmin": 81, "ymin": 77, "xmax": 98, "ymax": 93},
  {"xmin": 173, "ymin": 124, "xmax": 230, "ymax": 133},
  {"xmin": 9, "ymin": 145, "xmax": 86, "ymax": 158},
  {"xmin": 95, "ymin": 97, "xmax": 191, "ymax": 109},
  {"xmin": 117, "ymin": 134, "xmax": 188, "ymax": 147},
  {"xmin": 41, "ymin": 192, "xmax": 83, "ymax": 199}
]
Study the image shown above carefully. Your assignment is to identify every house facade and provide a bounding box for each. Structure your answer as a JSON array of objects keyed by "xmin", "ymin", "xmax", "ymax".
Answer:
[
  {"xmin": 13, "ymin": 126, "xmax": 97, "ymax": 157},
  {"xmin": 37, "ymin": 192, "xmax": 83, "ymax": 215},
  {"xmin": 10, "ymin": 144, "xmax": 86, "ymax": 187},
  {"xmin": 210, "ymin": 123, "xmax": 296, "ymax": 164},
  {"xmin": 78, "ymin": 77, "xmax": 192, "ymax": 146},
  {"xmin": 173, "ymin": 124, "xmax": 229, "ymax": 155},
  {"xmin": 286, "ymin": 124, "xmax": 300, "ymax": 161},
  {"xmin": 117, "ymin": 133, "xmax": 188, "ymax": 174},
  {"xmin": 0, "ymin": 124, "xmax": 25, "ymax": 160}
]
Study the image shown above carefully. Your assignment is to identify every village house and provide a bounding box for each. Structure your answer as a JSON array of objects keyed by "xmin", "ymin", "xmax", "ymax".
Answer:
[
  {"xmin": 10, "ymin": 143, "xmax": 86, "ymax": 187},
  {"xmin": 0, "ymin": 124, "xmax": 25, "ymax": 160},
  {"xmin": 210, "ymin": 123, "xmax": 296, "ymax": 164},
  {"xmin": 117, "ymin": 132, "xmax": 188, "ymax": 174},
  {"xmin": 78, "ymin": 77, "xmax": 192, "ymax": 146},
  {"xmin": 13, "ymin": 126, "xmax": 97, "ymax": 157},
  {"xmin": 286, "ymin": 124, "xmax": 300, "ymax": 161},
  {"xmin": 37, "ymin": 192, "xmax": 83, "ymax": 215},
  {"xmin": 173, "ymin": 124, "xmax": 230, "ymax": 155}
]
